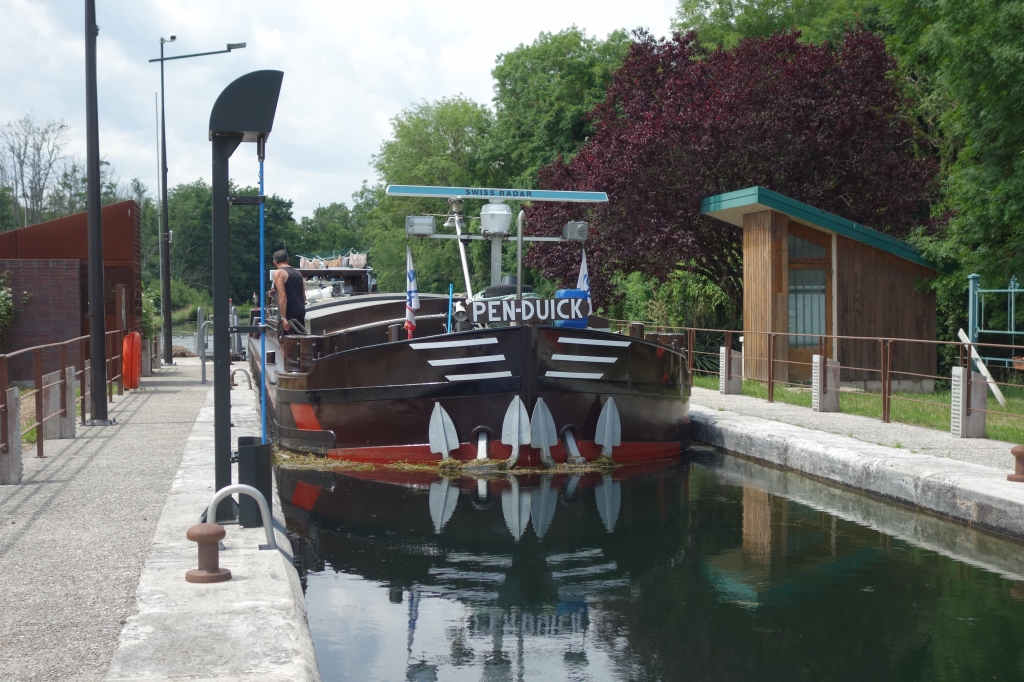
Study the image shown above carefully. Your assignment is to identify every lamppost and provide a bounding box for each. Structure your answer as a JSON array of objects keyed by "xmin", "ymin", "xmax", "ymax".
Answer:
[{"xmin": 150, "ymin": 38, "xmax": 246, "ymax": 365}]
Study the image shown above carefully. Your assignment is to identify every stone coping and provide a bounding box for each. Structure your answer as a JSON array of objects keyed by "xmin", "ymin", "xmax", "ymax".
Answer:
[
  {"xmin": 104, "ymin": 384, "xmax": 320, "ymax": 682},
  {"xmin": 691, "ymin": 404, "xmax": 1024, "ymax": 542}
]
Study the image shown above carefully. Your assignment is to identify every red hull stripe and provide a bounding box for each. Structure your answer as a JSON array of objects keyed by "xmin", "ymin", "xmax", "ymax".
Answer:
[
  {"xmin": 326, "ymin": 440, "xmax": 680, "ymax": 465},
  {"xmin": 291, "ymin": 403, "xmax": 321, "ymax": 431}
]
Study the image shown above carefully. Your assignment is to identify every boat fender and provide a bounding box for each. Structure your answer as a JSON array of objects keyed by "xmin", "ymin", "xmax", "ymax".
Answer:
[
  {"xmin": 501, "ymin": 396, "xmax": 531, "ymax": 469},
  {"xmin": 530, "ymin": 398, "xmax": 558, "ymax": 468},
  {"xmin": 594, "ymin": 396, "xmax": 622, "ymax": 458},
  {"xmin": 428, "ymin": 403, "xmax": 459, "ymax": 459}
]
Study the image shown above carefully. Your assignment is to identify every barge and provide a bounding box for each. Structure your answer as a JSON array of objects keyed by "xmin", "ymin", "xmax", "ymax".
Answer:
[{"xmin": 251, "ymin": 186, "xmax": 690, "ymax": 468}]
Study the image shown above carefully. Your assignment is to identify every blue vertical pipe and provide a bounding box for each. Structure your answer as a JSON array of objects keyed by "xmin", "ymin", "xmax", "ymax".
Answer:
[
  {"xmin": 260, "ymin": 159, "xmax": 267, "ymax": 443},
  {"xmin": 447, "ymin": 283, "xmax": 453, "ymax": 333}
]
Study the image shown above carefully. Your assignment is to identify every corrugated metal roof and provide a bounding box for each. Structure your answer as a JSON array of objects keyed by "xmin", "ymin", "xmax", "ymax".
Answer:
[{"xmin": 700, "ymin": 186, "xmax": 935, "ymax": 270}]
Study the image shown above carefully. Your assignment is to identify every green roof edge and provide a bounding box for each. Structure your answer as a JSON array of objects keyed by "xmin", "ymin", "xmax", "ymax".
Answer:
[{"xmin": 700, "ymin": 186, "xmax": 936, "ymax": 270}]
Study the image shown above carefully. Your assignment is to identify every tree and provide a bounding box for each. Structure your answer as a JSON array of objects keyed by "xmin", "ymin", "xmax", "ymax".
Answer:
[
  {"xmin": 491, "ymin": 27, "xmax": 631, "ymax": 185},
  {"xmin": 0, "ymin": 114, "xmax": 69, "ymax": 228},
  {"xmin": 888, "ymin": 0, "xmax": 1024, "ymax": 334},
  {"xmin": 525, "ymin": 30, "xmax": 937, "ymax": 309},
  {"xmin": 673, "ymin": 0, "xmax": 884, "ymax": 48},
  {"xmin": 363, "ymin": 96, "xmax": 501, "ymax": 294}
]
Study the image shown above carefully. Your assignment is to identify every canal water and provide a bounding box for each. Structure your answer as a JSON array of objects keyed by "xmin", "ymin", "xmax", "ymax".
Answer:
[{"xmin": 279, "ymin": 450, "xmax": 1024, "ymax": 681}]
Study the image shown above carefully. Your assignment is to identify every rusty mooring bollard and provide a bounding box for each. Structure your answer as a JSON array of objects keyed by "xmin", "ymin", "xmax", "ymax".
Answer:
[
  {"xmin": 1008, "ymin": 445, "xmax": 1024, "ymax": 483},
  {"xmin": 185, "ymin": 523, "xmax": 232, "ymax": 583}
]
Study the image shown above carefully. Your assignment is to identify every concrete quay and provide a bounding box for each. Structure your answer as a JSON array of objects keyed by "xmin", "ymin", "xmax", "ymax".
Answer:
[
  {"xmin": 689, "ymin": 395, "xmax": 1024, "ymax": 541},
  {"xmin": 0, "ymin": 359, "xmax": 318, "ymax": 682},
  {"xmin": 104, "ymin": 367, "xmax": 319, "ymax": 682},
  {"xmin": 0, "ymin": 361, "xmax": 208, "ymax": 681}
]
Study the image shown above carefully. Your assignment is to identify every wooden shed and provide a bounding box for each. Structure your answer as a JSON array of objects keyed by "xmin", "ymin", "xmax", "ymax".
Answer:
[{"xmin": 701, "ymin": 187, "xmax": 938, "ymax": 390}]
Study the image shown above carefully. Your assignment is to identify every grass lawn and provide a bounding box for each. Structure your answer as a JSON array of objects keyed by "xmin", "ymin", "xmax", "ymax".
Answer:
[{"xmin": 691, "ymin": 373, "xmax": 1024, "ymax": 443}]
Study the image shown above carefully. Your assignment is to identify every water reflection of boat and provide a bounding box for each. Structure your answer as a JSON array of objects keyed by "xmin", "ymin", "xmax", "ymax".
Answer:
[
  {"xmin": 278, "ymin": 462, "xmax": 686, "ymax": 607},
  {"xmin": 283, "ymin": 454, "xmax": 1024, "ymax": 681}
]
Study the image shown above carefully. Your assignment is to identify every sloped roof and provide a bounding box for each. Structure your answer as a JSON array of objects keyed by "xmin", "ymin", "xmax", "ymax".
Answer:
[{"xmin": 701, "ymin": 186, "xmax": 934, "ymax": 270}]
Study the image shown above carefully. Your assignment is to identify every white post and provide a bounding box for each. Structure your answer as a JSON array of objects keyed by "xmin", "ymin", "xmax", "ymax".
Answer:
[
  {"xmin": 812, "ymin": 354, "xmax": 840, "ymax": 412},
  {"xmin": 719, "ymin": 347, "xmax": 742, "ymax": 394},
  {"xmin": 42, "ymin": 369, "xmax": 62, "ymax": 441},
  {"xmin": 951, "ymin": 366, "xmax": 987, "ymax": 438},
  {"xmin": 141, "ymin": 339, "xmax": 153, "ymax": 377},
  {"xmin": 1, "ymin": 387, "xmax": 21, "ymax": 484}
]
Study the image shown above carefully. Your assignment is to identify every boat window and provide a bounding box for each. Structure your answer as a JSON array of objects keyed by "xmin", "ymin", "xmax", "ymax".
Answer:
[
  {"xmin": 788, "ymin": 234, "xmax": 826, "ymax": 259},
  {"xmin": 788, "ymin": 269, "xmax": 826, "ymax": 347}
]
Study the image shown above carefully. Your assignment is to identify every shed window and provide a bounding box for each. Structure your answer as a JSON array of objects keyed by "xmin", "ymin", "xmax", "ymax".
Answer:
[
  {"xmin": 788, "ymin": 234, "xmax": 826, "ymax": 259},
  {"xmin": 789, "ymin": 269, "xmax": 826, "ymax": 346}
]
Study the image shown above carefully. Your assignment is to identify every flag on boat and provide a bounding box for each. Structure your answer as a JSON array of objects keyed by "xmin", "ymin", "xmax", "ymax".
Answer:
[
  {"xmin": 577, "ymin": 249, "xmax": 592, "ymax": 314},
  {"xmin": 405, "ymin": 245, "xmax": 420, "ymax": 339}
]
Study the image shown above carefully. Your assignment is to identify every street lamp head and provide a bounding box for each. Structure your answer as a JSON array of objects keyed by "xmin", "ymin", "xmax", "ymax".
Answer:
[{"xmin": 227, "ymin": 42, "xmax": 246, "ymax": 50}]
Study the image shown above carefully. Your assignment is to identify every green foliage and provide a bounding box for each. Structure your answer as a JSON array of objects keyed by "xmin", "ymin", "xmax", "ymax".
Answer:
[
  {"xmin": 169, "ymin": 279, "xmax": 212, "ymax": 326},
  {"xmin": 364, "ymin": 97, "xmax": 505, "ymax": 295},
  {"xmin": 673, "ymin": 0, "xmax": 884, "ymax": 48},
  {"xmin": 604, "ymin": 267, "xmax": 736, "ymax": 328},
  {"xmin": 491, "ymin": 27, "xmax": 631, "ymax": 185},
  {"xmin": 0, "ymin": 271, "xmax": 30, "ymax": 351},
  {"xmin": 138, "ymin": 285, "xmax": 160, "ymax": 339},
  {"xmin": 894, "ymin": 0, "xmax": 1024, "ymax": 339}
]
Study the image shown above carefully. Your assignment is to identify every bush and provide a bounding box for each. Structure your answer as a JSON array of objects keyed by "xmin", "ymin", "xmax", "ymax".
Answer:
[
  {"xmin": 0, "ymin": 271, "xmax": 31, "ymax": 351},
  {"xmin": 169, "ymin": 280, "xmax": 212, "ymax": 326}
]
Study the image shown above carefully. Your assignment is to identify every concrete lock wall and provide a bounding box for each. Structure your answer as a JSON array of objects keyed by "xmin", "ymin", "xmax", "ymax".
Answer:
[
  {"xmin": 719, "ymin": 348, "xmax": 743, "ymax": 394},
  {"xmin": 2, "ymin": 387, "xmax": 22, "ymax": 485},
  {"xmin": 812, "ymin": 354, "xmax": 840, "ymax": 412},
  {"xmin": 952, "ymin": 367, "xmax": 987, "ymax": 438}
]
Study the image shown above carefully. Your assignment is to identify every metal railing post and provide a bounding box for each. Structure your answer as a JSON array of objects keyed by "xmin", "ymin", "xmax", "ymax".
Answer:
[
  {"xmin": 34, "ymin": 348, "xmax": 43, "ymax": 458},
  {"xmin": 724, "ymin": 330, "xmax": 732, "ymax": 383},
  {"xmin": 767, "ymin": 333, "xmax": 775, "ymax": 403},
  {"xmin": 79, "ymin": 337, "xmax": 88, "ymax": 423},
  {"xmin": 59, "ymin": 344, "xmax": 68, "ymax": 419},
  {"xmin": 687, "ymin": 328, "xmax": 695, "ymax": 384},
  {"xmin": 0, "ymin": 355, "xmax": 7, "ymax": 456},
  {"xmin": 885, "ymin": 340, "xmax": 894, "ymax": 422},
  {"xmin": 117, "ymin": 330, "xmax": 124, "ymax": 396}
]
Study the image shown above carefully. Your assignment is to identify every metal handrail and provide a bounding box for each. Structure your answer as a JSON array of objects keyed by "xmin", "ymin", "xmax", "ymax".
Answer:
[{"xmin": 204, "ymin": 484, "xmax": 278, "ymax": 550}]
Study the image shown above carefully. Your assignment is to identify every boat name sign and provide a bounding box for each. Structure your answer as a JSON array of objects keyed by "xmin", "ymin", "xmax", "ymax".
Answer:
[{"xmin": 471, "ymin": 298, "xmax": 585, "ymax": 324}]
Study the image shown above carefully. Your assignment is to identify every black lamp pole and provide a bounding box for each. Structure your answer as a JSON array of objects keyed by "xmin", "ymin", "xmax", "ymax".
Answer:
[
  {"xmin": 207, "ymin": 70, "xmax": 283, "ymax": 522},
  {"xmin": 84, "ymin": 0, "xmax": 108, "ymax": 424},
  {"xmin": 150, "ymin": 40, "xmax": 245, "ymax": 365}
]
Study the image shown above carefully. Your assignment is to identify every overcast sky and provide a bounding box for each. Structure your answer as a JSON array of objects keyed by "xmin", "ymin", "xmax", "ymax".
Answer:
[{"xmin": 0, "ymin": 1, "xmax": 676, "ymax": 218}]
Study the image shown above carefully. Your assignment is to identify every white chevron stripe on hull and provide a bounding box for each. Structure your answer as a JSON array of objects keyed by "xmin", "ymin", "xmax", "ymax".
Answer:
[
  {"xmin": 545, "ymin": 371, "xmax": 603, "ymax": 379},
  {"xmin": 410, "ymin": 337, "xmax": 498, "ymax": 349},
  {"xmin": 445, "ymin": 371, "xmax": 513, "ymax": 381},
  {"xmin": 557, "ymin": 337, "xmax": 631, "ymax": 347},
  {"xmin": 428, "ymin": 354, "xmax": 505, "ymax": 366},
  {"xmin": 551, "ymin": 353, "xmax": 617, "ymax": 363}
]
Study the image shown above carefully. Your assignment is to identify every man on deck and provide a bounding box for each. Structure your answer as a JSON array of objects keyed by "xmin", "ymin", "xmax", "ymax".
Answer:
[{"xmin": 271, "ymin": 249, "xmax": 305, "ymax": 335}]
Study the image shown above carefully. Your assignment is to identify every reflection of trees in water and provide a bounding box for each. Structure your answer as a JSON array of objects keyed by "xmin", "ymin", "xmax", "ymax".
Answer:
[{"xmin": 595, "ymin": 466, "xmax": 1024, "ymax": 681}]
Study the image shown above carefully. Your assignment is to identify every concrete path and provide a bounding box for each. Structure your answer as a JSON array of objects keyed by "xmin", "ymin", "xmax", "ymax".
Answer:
[
  {"xmin": 691, "ymin": 386, "xmax": 1018, "ymax": 471},
  {"xmin": 104, "ymin": 377, "xmax": 319, "ymax": 681},
  {"xmin": 0, "ymin": 361, "xmax": 207, "ymax": 682}
]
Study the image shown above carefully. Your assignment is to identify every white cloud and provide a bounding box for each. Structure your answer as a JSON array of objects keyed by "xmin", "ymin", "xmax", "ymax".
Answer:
[{"xmin": 0, "ymin": 0, "xmax": 675, "ymax": 217}]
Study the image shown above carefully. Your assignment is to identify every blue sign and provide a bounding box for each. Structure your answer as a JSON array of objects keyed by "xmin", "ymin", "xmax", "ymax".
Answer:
[{"xmin": 386, "ymin": 184, "xmax": 608, "ymax": 203}]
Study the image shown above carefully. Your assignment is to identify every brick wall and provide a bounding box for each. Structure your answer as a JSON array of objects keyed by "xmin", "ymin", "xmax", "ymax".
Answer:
[{"xmin": 0, "ymin": 260, "xmax": 86, "ymax": 381}]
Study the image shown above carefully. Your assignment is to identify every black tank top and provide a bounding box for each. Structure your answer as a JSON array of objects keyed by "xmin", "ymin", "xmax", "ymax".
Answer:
[{"xmin": 281, "ymin": 266, "xmax": 306, "ymax": 321}]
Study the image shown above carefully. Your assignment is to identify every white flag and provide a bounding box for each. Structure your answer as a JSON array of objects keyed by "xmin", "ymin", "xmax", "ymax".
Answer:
[
  {"xmin": 576, "ymin": 249, "xmax": 592, "ymax": 314},
  {"xmin": 405, "ymin": 245, "xmax": 420, "ymax": 339}
]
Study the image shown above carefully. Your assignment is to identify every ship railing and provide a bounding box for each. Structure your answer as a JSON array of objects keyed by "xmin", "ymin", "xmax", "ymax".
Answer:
[{"xmin": 0, "ymin": 330, "xmax": 125, "ymax": 462}]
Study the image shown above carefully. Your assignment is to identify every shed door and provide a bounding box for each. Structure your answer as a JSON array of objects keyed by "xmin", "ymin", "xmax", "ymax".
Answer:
[{"xmin": 786, "ymin": 225, "xmax": 832, "ymax": 382}]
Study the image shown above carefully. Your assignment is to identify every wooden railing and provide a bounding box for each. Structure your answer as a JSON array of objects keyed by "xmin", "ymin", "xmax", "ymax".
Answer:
[{"xmin": 0, "ymin": 330, "xmax": 124, "ymax": 459}]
